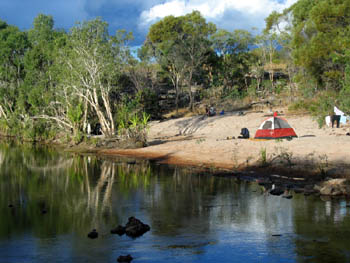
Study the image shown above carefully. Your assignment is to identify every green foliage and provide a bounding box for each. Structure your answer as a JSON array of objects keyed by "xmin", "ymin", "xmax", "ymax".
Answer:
[
  {"xmin": 221, "ymin": 85, "xmax": 246, "ymax": 100},
  {"xmin": 288, "ymin": 99, "xmax": 313, "ymax": 112},
  {"xmin": 260, "ymin": 148, "xmax": 268, "ymax": 167},
  {"xmin": 117, "ymin": 111, "xmax": 150, "ymax": 145},
  {"xmin": 21, "ymin": 118, "xmax": 53, "ymax": 141},
  {"xmin": 275, "ymin": 80, "xmax": 287, "ymax": 95},
  {"xmin": 67, "ymin": 103, "xmax": 83, "ymax": 125},
  {"xmin": 211, "ymin": 29, "xmax": 255, "ymax": 90},
  {"xmin": 147, "ymin": 11, "xmax": 217, "ymax": 110},
  {"xmin": 73, "ymin": 130, "xmax": 84, "ymax": 144},
  {"xmin": 279, "ymin": 0, "xmax": 350, "ymax": 89},
  {"xmin": 308, "ymin": 91, "xmax": 337, "ymax": 128},
  {"xmin": 339, "ymin": 65, "xmax": 350, "ymax": 114}
]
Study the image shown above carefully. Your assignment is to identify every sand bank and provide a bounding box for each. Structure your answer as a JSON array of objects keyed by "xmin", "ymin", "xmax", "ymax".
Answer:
[{"xmin": 100, "ymin": 109, "xmax": 350, "ymax": 177}]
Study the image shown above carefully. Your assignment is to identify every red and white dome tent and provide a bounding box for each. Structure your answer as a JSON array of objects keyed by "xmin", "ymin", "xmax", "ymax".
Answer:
[{"xmin": 254, "ymin": 112, "xmax": 297, "ymax": 140}]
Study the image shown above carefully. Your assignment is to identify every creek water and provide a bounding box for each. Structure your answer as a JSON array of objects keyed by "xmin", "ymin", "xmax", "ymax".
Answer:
[{"xmin": 1, "ymin": 141, "xmax": 350, "ymax": 263}]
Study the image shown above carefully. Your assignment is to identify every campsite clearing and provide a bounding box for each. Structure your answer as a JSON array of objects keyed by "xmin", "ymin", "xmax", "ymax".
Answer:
[{"xmin": 100, "ymin": 109, "xmax": 350, "ymax": 177}]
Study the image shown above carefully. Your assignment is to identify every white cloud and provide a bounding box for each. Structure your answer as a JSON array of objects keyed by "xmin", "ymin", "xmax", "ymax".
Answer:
[{"xmin": 139, "ymin": 0, "xmax": 297, "ymax": 32}]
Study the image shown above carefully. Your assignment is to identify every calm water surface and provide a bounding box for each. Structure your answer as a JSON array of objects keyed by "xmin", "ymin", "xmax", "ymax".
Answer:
[{"xmin": 1, "ymin": 141, "xmax": 350, "ymax": 263}]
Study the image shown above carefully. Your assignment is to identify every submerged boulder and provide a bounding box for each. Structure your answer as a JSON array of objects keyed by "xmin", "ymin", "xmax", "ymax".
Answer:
[
  {"xmin": 269, "ymin": 184, "xmax": 284, "ymax": 196},
  {"xmin": 117, "ymin": 254, "xmax": 133, "ymax": 262},
  {"xmin": 125, "ymin": 217, "xmax": 150, "ymax": 238},
  {"xmin": 111, "ymin": 225, "xmax": 126, "ymax": 235},
  {"xmin": 87, "ymin": 229, "xmax": 98, "ymax": 239}
]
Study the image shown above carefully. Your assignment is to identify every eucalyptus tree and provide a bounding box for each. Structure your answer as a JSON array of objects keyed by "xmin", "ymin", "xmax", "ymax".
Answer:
[
  {"xmin": 59, "ymin": 18, "xmax": 132, "ymax": 137},
  {"xmin": 125, "ymin": 45, "xmax": 160, "ymax": 94},
  {"xmin": 0, "ymin": 20, "xmax": 29, "ymax": 127},
  {"xmin": 266, "ymin": 0, "xmax": 350, "ymax": 90},
  {"xmin": 147, "ymin": 11, "xmax": 216, "ymax": 111},
  {"xmin": 180, "ymin": 11, "xmax": 216, "ymax": 110},
  {"xmin": 146, "ymin": 14, "xmax": 187, "ymax": 113},
  {"xmin": 254, "ymin": 32, "xmax": 280, "ymax": 91},
  {"xmin": 16, "ymin": 14, "xmax": 80, "ymax": 139},
  {"xmin": 23, "ymin": 14, "xmax": 59, "ymax": 115},
  {"xmin": 211, "ymin": 29, "xmax": 254, "ymax": 96},
  {"xmin": 264, "ymin": 10, "xmax": 300, "ymax": 95}
]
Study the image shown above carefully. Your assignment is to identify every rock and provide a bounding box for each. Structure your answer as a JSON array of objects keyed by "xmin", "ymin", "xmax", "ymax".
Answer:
[
  {"xmin": 117, "ymin": 254, "xmax": 133, "ymax": 262},
  {"xmin": 319, "ymin": 179, "xmax": 350, "ymax": 196},
  {"xmin": 282, "ymin": 194, "xmax": 293, "ymax": 199},
  {"xmin": 269, "ymin": 188, "xmax": 284, "ymax": 196},
  {"xmin": 111, "ymin": 225, "xmax": 126, "ymax": 235},
  {"xmin": 125, "ymin": 217, "xmax": 150, "ymax": 238},
  {"xmin": 87, "ymin": 229, "xmax": 98, "ymax": 239},
  {"xmin": 8, "ymin": 204, "xmax": 13, "ymax": 208}
]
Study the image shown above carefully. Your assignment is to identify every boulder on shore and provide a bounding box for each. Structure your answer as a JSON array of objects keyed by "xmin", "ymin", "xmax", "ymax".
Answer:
[{"xmin": 315, "ymin": 179, "xmax": 350, "ymax": 196}]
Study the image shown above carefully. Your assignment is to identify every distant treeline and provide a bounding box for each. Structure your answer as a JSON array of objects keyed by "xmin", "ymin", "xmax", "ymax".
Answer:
[{"xmin": 1, "ymin": 0, "xmax": 350, "ymax": 141}]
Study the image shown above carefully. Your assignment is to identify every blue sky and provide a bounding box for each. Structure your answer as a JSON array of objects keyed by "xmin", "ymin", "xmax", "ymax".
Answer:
[{"xmin": 0, "ymin": 0, "xmax": 297, "ymax": 46}]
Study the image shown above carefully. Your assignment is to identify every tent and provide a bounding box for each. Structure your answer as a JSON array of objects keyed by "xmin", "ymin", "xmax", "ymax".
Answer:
[{"xmin": 254, "ymin": 112, "xmax": 297, "ymax": 139}]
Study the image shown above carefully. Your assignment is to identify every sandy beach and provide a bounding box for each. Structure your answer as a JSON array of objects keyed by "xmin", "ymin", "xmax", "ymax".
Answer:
[{"xmin": 100, "ymin": 109, "xmax": 350, "ymax": 177}]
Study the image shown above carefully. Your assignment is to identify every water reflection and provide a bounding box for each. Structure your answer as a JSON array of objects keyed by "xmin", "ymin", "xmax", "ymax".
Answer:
[{"xmin": 0, "ymin": 141, "xmax": 350, "ymax": 262}]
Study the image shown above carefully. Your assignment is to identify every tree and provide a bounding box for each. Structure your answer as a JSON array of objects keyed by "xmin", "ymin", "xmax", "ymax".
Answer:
[
  {"xmin": 18, "ymin": 14, "xmax": 79, "ymax": 138},
  {"xmin": 255, "ymin": 32, "xmax": 280, "ymax": 91},
  {"xmin": 269, "ymin": 0, "xmax": 350, "ymax": 90},
  {"xmin": 59, "ymin": 18, "xmax": 132, "ymax": 137},
  {"xmin": 211, "ymin": 29, "xmax": 254, "ymax": 95},
  {"xmin": 23, "ymin": 14, "xmax": 58, "ymax": 114},
  {"xmin": 125, "ymin": 46, "xmax": 160, "ymax": 94},
  {"xmin": 0, "ymin": 20, "xmax": 29, "ymax": 122},
  {"xmin": 147, "ymin": 11, "xmax": 216, "ymax": 111}
]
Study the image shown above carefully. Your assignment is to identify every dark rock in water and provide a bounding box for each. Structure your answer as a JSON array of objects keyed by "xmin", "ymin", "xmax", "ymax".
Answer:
[
  {"xmin": 111, "ymin": 225, "xmax": 126, "ymax": 235},
  {"xmin": 8, "ymin": 204, "xmax": 13, "ymax": 208},
  {"xmin": 87, "ymin": 229, "xmax": 98, "ymax": 239},
  {"xmin": 282, "ymin": 194, "xmax": 293, "ymax": 199},
  {"xmin": 125, "ymin": 217, "xmax": 150, "ymax": 238},
  {"xmin": 41, "ymin": 209, "xmax": 47, "ymax": 214},
  {"xmin": 117, "ymin": 254, "xmax": 133, "ymax": 262},
  {"xmin": 269, "ymin": 188, "xmax": 284, "ymax": 196},
  {"xmin": 272, "ymin": 234, "xmax": 282, "ymax": 237}
]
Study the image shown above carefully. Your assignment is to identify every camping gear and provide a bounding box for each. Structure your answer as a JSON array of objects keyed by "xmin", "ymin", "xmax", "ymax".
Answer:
[
  {"xmin": 334, "ymin": 106, "xmax": 344, "ymax": 116},
  {"xmin": 340, "ymin": 115, "xmax": 347, "ymax": 124},
  {"xmin": 239, "ymin": 128, "xmax": 250, "ymax": 139},
  {"xmin": 254, "ymin": 112, "xmax": 297, "ymax": 140},
  {"xmin": 206, "ymin": 106, "xmax": 216, "ymax": 117}
]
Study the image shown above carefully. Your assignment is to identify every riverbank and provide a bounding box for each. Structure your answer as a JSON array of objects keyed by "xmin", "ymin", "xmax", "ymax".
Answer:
[{"xmin": 99, "ymin": 108, "xmax": 350, "ymax": 178}]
